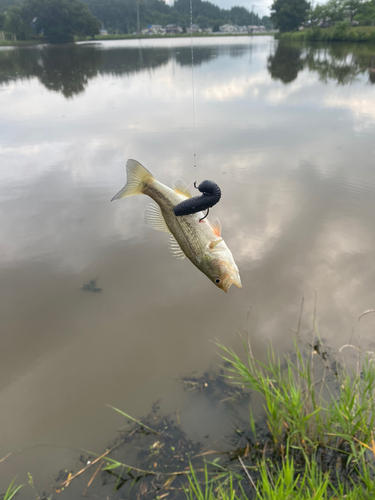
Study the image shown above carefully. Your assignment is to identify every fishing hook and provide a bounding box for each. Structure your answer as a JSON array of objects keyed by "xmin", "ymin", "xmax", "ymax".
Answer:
[{"xmin": 199, "ymin": 208, "xmax": 209, "ymax": 222}]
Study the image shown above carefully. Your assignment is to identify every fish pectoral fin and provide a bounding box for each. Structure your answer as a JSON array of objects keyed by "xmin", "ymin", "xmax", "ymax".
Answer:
[
  {"xmin": 212, "ymin": 218, "xmax": 221, "ymax": 237},
  {"xmin": 169, "ymin": 236, "xmax": 186, "ymax": 260},
  {"xmin": 145, "ymin": 202, "xmax": 170, "ymax": 233},
  {"xmin": 173, "ymin": 179, "xmax": 192, "ymax": 198},
  {"xmin": 209, "ymin": 238, "xmax": 223, "ymax": 249}
]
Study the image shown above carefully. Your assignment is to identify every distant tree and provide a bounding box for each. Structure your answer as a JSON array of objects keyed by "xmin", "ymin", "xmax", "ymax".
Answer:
[
  {"xmin": 344, "ymin": 0, "xmax": 363, "ymax": 21},
  {"xmin": 82, "ymin": 0, "xmax": 269, "ymax": 34},
  {"xmin": 212, "ymin": 20, "xmax": 220, "ymax": 31},
  {"xmin": 313, "ymin": 0, "xmax": 345, "ymax": 23},
  {"xmin": 22, "ymin": 0, "xmax": 101, "ymax": 43},
  {"xmin": 261, "ymin": 15, "xmax": 273, "ymax": 29},
  {"xmin": 271, "ymin": 0, "xmax": 310, "ymax": 32},
  {"xmin": 355, "ymin": 0, "xmax": 375, "ymax": 24},
  {"xmin": 229, "ymin": 6, "xmax": 251, "ymax": 24},
  {"xmin": 4, "ymin": 6, "xmax": 32, "ymax": 39},
  {"xmin": 0, "ymin": 11, "xmax": 5, "ymax": 30},
  {"xmin": 196, "ymin": 14, "xmax": 210, "ymax": 28},
  {"xmin": 0, "ymin": 0, "xmax": 24, "ymax": 8}
]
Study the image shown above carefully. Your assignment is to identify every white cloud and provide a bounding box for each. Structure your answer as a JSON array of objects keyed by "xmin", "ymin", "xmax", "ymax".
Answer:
[{"xmin": 325, "ymin": 91, "xmax": 375, "ymax": 132}]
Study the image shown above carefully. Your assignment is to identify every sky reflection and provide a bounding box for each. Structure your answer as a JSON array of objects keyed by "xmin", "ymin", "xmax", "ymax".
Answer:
[{"xmin": 1, "ymin": 36, "xmax": 375, "ymax": 494}]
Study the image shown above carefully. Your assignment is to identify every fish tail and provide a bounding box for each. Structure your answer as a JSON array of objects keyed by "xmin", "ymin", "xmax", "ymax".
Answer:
[{"xmin": 111, "ymin": 159, "xmax": 154, "ymax": 201}]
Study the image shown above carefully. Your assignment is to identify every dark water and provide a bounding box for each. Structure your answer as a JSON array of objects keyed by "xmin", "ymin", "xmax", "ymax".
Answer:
[{"xmin": 1, "ymin": 37, "xmax": 375, "ymax": 495}]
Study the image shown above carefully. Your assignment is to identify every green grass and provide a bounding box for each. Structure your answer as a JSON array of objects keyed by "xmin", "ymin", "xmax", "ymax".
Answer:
[
  {"xmin": 278, "ymin": 24, "xmax": 375, "ymax": 43},
  {"xmin": 99, "ymin": 336, "xmax": 375, "ymax": 499},
  {"xmin": 220, "ymin": 339, "xmax": 375, "ymax": 453},
  {"xmin": 185, "ymin": 457, "xmax": 375, "ymax": 499},
  {"xmin": 3, "ymin": 326, "xmax": 368, "ymax": 499},
  {"xmin": 0, "ymin": 39, "xmax": 42, "ymax": 46},
  {"xmin": 183, "ymin": 337, "xmax": 375, "ymax": 499},
  {"xmin": 0, "ymin": 31, "xmax": 45, "ymax": 46},
  {"xmin": 3, "ymin": 478, "xmax": 23, "ymax": 500}
]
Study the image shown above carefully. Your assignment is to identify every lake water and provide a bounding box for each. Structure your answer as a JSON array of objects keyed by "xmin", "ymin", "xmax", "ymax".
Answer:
[{"xmin": 1, "ymin": 36, "xmax": 375, "ymax": 496}]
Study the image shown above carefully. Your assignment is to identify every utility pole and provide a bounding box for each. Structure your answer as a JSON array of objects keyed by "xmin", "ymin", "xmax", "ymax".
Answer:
[{"xmin": 252, "ymin": 4, "xmax": 254, "ymax": 26}]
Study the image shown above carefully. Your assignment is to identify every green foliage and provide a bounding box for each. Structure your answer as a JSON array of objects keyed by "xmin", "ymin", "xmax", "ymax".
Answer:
[
  {"xmin": 279, "ymin": 25, "xmax": 375, "ymax": 43},
  {"xmin": 320, "ymin": 0, "xmax": 345, "ymax": 22},
  {"xmin": 2, "ymin": 0, "xmax": 272, "ymax": 39},
  {"xmin": 176, "ymin": 339, "xmax": 375, "ymax": 500},
  {"xmin": 345, "ymin": 0, "xmax": 363, "ymax": 21},
  {"xmin": 219, "ymin": 338, "xmax": 375, "ymax": 468},
  {"xmin": 0, "ymin": 11, "xmax": 5, "ymax": 29},
  {"xmin": 3, "ymin": 5, "xmax": 32, "ymax": 39},
  {"xmin": 309, "ymin": 25, "xmax": 322, "ymax": 40},
  {"xmin": 355, "ymin": 1, "xmax": 375, "ymax": 24},
  {"xmin": 220, "ymin": 340, "xmax": 323, "ymax": 449},
  {"xmin": 82, "ymin": 0, "xmax": 268, "ymax": 35},
  {"xmin": 271, "ymin": 0, "xmax": 310, "ymax": 32},
  {"xmin": 184, "ymin": 463, "xmax": 245, "ymax": 500},
  {"xmin": 21, "ymin": 0, "xmax": 101, "ymax": 43},
  {"xmin": 256, "ymin": 455, "xmax": 331, "ymax": 500},
  {"xmin": 0, "ymin": 0, "xmax": 24, "ymax": 8},
  {"xmin": 309, "ymin": 0, "xmax": 373, "ymax": 26},
  {"xmin": 185, "ymin": 456, "xmax": 375, "ymax": 499},
  {"xmin": 331, "ymin": 19, "xmax": 350, "ymax": 39},
  {"xmin": 262, "ymin": 15, "xmax": 273, "ymax": 30}
]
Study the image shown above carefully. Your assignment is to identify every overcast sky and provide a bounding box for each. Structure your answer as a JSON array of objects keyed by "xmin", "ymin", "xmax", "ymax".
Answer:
[
  {"xmin": 167, "ymin": 0, "xmax": 273, "ymax": 20},
  {"xmin": 214, "ymin": 0, "xmax": 271, "ymax": 18}
]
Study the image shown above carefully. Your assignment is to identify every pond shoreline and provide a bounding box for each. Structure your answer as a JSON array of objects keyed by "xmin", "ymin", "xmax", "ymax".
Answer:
[
  {"xmin": 0, "ymin": 31, "xmax": 275, "ymax": 47},
  {"xmin": 22, "ymin": 339, "xmax": 375, "ymax": 500},
  {"xmin": 278, "ymin": 25, "xmax": 375, "ymax": 43}
]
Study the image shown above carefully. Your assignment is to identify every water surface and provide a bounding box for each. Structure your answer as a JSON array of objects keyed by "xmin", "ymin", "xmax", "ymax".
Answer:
[{"xmin": 1, "ymin": 37, "xmax": 375, "ymax": 494}]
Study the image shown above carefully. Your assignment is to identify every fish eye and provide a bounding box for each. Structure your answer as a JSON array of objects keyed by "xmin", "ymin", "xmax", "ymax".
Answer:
[{"xmin": 215, "ymin": 277, "xmax": 221, "ymax": 284}]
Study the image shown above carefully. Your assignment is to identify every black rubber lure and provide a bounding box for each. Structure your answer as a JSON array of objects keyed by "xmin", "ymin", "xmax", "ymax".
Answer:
[{"xmin": 173, "ymin": 180, "xmax": 221, "ymax": 221}]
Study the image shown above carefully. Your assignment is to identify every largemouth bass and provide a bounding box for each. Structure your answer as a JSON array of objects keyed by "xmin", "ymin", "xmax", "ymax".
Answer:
[{"xmin": 112, "ymin": 159, "xmax": 241, "ymax": 292}]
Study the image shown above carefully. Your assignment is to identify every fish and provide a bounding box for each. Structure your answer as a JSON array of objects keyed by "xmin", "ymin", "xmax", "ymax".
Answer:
[{"xmin": 111, "ymin": 159, "xmax": 242, "ymax": 293}]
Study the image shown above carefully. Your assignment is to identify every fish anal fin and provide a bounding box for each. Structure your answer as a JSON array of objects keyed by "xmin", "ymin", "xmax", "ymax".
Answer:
[
  {"xmin": 173, "ymin": 179, "xmax": 192, "ymax": 199},
  {"xmin": 169, "ymin": 235, "xmax": 186, "ymax": 260},
  {"xmin": 209, "ymin": 238, "xmax": 223, "ymax": 249},
  {"xmin": 145, "ymin": 202, "xmax": 170, "ymax": 233}
]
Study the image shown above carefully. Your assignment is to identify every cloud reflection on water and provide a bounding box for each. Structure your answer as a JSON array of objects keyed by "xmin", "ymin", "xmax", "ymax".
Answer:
[{"xmin": 1, "ymin": 37, "xmax": 375, "ymax": 493}]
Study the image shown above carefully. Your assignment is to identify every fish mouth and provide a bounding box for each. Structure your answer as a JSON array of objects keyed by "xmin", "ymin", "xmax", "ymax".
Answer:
[{"xmin": 222, "ymin": 273, "xmax": 242, "ymax": 293}]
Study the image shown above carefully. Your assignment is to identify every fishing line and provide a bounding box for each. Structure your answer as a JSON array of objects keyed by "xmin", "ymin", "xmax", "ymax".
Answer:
[
  {"xmin": 173, "ymin": 1, "xmax": 223, "ymax": 221},
  {"xmin": 189, "ymin": 0, "xmax": 197, "ymax": 184}
]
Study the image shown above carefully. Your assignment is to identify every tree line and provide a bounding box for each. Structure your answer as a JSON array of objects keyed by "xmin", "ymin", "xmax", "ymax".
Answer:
[
  {"xmin": 271, "ymin": 0, "xmax": 375, "ymax": 33},
  {"xmin": 2, "ymin": 38, "xmax": 372, "ymax": 100},
  {"xmin": 82, "ymin": 0, "xmax": 271, "ymax": 34},
  {"xmin": 0, "ymin": 0, "xmax": 271, "ymax": 44},
  {"xmin": 0, "ymin": 0, "xmax": 101, "ymax": 42}
]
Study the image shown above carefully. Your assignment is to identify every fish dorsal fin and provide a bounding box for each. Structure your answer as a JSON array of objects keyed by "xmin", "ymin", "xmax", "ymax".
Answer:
[
  {"xmin": 209, "ymin": 238, "xmax": 223, "ymax": 249},
  {"xmin": 173, "ymin": 179, "xmax": 192, "ymax": 198},
  {"xmin": 169, "ymin": 235, "xmax": 186, "ymax": 260},
  {"xmin": 212, "ymin": 219, "xmax": 221, "ymax": 237},
  {"xmin": 145, "ymin": 202, "xmax": 170, "ymax": 233}
]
